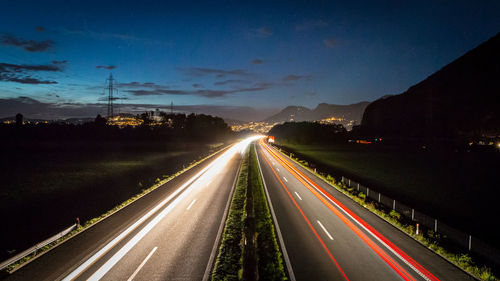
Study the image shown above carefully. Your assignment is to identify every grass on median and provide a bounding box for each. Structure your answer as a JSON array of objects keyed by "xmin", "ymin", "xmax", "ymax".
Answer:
[{"xmin": 212, "ymin": 144, "xmax": 286, "ymax": 281}]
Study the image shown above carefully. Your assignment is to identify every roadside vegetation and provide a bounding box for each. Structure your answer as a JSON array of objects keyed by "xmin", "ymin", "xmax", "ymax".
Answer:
[
  {"xmin": 274, "ymin": 145, "xmax": 497, "ymax": 281},
  {"xmin": 1, "ymin": 144, "xmax": 227, "ymax": 273},
  {"xmin": 212, "ymin": 144, "xmax": 286, "ymax": 281}
]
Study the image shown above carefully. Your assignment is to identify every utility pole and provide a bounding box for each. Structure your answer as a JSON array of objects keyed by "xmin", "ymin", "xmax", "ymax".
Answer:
[{"xmin": 106, "ymin": 73, "xmax": 114, "ymax": 119}]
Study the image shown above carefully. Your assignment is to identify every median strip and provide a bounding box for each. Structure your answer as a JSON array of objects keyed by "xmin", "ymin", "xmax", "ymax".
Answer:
[{"xmin": 212, "ymin": 143, "xmax": 287, "ymax": 281}]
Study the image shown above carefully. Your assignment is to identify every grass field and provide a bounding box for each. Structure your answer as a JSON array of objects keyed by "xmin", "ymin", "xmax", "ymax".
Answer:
[
  {"xmin": 0, "ymin": 141, "xmax": 220, "ymax": 261},
  {"xmin": 276, "ymin": 142, "xmax": 500, "ymax": 249}
]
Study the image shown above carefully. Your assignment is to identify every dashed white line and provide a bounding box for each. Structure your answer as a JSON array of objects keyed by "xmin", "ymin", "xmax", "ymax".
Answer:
[
  {"xmin": 317, "ymin": 220, "xmax": 334, "ymax": 240},
  {"xmin": 127, "ymin": 246, "xmax": 158, "ymax": 281},
  {"xmin": 294, "ymin": 192, "xmax": 302, "ymax": 201},
  {"xmin": 283, "ymin": 176, "xmax": 288, "ymax": 182},
  {"xmin": 186, "ymin": 199, "xmax": 197, "ymax": 210}
]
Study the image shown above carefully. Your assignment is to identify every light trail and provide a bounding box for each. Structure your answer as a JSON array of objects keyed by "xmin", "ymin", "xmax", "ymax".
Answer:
[
  {"xmin": 62, "ymin": 136, "xmax": 262, "ymax": 281},
  {"xmin": 261, "ymin": 140, "xmax": 438, "ymax": 281}
]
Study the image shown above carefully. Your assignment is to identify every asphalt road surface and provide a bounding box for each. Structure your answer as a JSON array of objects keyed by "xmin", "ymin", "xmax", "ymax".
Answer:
[
  {"xmin": 5, "ymin": 139, "xmax": 255, "ymax": 281},
  {"xmin": 256, "ymin": 140, "xmax": 474, "ymax": 281}
]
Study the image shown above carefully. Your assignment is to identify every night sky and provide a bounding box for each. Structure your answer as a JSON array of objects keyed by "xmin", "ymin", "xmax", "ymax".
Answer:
[{"xmin": 1, "ymin": 0, "xmax": 499, "ymax": 121}]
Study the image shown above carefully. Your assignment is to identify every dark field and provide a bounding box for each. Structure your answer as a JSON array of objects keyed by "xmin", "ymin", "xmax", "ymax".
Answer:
[
  {"xmin": 0, "ymin": 141, "xmax": 221, "ymax": 261},
  {"xmin": 277, "ymin": 142, "xmax": 500, "ymax": 249}
]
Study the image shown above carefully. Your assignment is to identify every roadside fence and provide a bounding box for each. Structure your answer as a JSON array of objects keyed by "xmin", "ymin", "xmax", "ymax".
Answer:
[
  {"xmin": 0, "ymin": 223, "xmax": 77, "ymax": 271},
  {"xmin": 341, "ymin": 176, "xmax": 500, "ymax": 267}
]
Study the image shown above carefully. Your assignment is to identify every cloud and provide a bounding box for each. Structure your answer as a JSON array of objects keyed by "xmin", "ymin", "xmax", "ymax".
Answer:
[
  {"xmin": 51, "ymin": 60, "xmax": 67, "ymax": 65},
  {"xmin": 282, "ymin": 74, "xmax": 312, "ymax": 81},
  {"xmin": 1, "ymin": 34, "xmax": 54, "ymax": 52},
  {"xmin": 178, "ymin": 67, "xmax": 251, "ymax": 78},
  {"xmin": 96, "ymin": 65, "xmax": 116, "ymax": 70},
  {"xmin": 296, "ymin": 19, "xmax": 328, "ymax": 31},
  {"xmin": 0, "ymin": 62, "xmax": 63, "ymax": 84},
  {"xmin": 323, "ymin": 38, "xmax": 337, "ymax": 48},
  {"xmin": 305, "ymin": 92, "xmax": 316, "ymax": 97},
  {"xmin": 36, "ymin": 26, "xmax": 46, "ymax": 32},
  {"xmin": 252, "ymin": 59, "xmax": 264, "ymax": 64},
  {"xmin": 192, "ymin": 83, "xmax": 202, "ymax": 88},
  {"xmin": 213, "ymin": 79, "xmax": 249, "ymax": 86},
  {"xmin": 118, "ymin": 82, "xmax": 159, "ymax": 88},
  {"xmin": 126, "ymin": 83, "xmax": 272, "ymax": 98},
  {"xmin": 0, "ymin": 96, "xmax": 279, "ymax": 121},
  {"xmin": 62, "ymin": 28, "xmax": 138, "ymax": 41},
  {"xmin": 256, "ymin": 27, "xmax": 273, "ymax": 37}
]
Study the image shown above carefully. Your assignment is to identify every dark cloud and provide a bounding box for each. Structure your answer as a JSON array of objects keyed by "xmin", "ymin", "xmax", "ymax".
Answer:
[
  {"xmin": 296, "ymin": 19, "xmax": 328, "ymax": 31},
  {"xmin": 96, "ymin": 65, "xmax": 116, "ymax": 70},
  {"xmin": 51, "ymin": 60, "xmax": 67, "ymax": 64},
  {"xmin": 126, "ymin": 83, "xmax": 272, "ymax": 98},
  {"xmin": 1, "ymin": 34, "xmax": 54, "ymax": 52},
  {"xmin": 323, "ymin": 38, "xmax": 337, "ymax": 48},
  {"xmin": 252, "ymin": 59, "xmax": 264, "ymax": 64},
  {"xmin": 118, "ymin": 81, "xmax": 159, "ymax": 88},
  {"xmin": 213, "ymin": 79, "xmax": 249, "ymax": 86},
  {"xmin": 36, "ymin": 26, "xmax": 46, "ymax": 32},
  {"xmin": 179, "ymin": 67, "xmax": 251, "ymax": 78},
  {"xmin": 282, "ymin": 74, "xmax": 312, "ymax": 81},
  {"xmin": 0, "ymin": 96, "xmax": 279, "ymax": 122},
  {"xmin": 0, "ymin": 62, "xmax": 62, "ymax": 84},
  {"xmin": 192, "ymin": 83, "xmax": 202, "ymax": 88},
  {"xmin": 256, "ymin": 27, "xmax": 273, "ymax": 37}
]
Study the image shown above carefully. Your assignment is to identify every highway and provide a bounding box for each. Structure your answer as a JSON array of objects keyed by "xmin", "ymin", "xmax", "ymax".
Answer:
[
  {"xmin": 6, "ymin": 138, "xmax": 257, "ymax": 281},
  {"xmin": 256, "ymin": 140, "xmax": 474, "ymax": 281}
]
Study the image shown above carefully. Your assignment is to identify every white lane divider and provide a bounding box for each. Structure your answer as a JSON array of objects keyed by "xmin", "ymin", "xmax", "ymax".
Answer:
[
  {"xmin": 127, "ymin": 246, "xmax": 158, "ymax": 281},
  {"xmin": 186, "ymin": 199, "xmax": 197, "ymax": 210},
  {"xmin": 294, "ymin": 192, "xmax": 302, "ymax": 201},
  {"xmin": 283, "ymin": 176, "xmax": 288, "ymax": 182},
  {"xmin": 317, "ymin": 220, "xmax": 334, "ymax": 240}
]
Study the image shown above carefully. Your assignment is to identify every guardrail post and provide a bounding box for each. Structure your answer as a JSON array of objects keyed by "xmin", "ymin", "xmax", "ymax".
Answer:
[
  {"xmin": 341, "ymin": 176, "xmax": 344, "ymax": 183},
  {"xmin": 393, "ymin": 200, "xmax": 396, "ymax": 210},
  {"xmin": 378, "ymin": 193, "xmax": 381, "ymax": 203},
  {"xmin": 411, "ymin": 209, "xmax": 414, "ymax": 221},
  {"xmin": 348, "ymin": 179, "xmax": 351, "ymax": 186},
  {"xmin": 469, "ymin": 235, "xmax": 472, "ymax": 251},
  {"xmin": 434, "ymin": 219, "xmax": 438, "ymax": 232},
  {"xmin": 367, "ymin": 188, "xmax": 369, "ymax": 197},
  {"xmin": 357, "ymin": 183, "xmax": 359, "ymax": 191}
]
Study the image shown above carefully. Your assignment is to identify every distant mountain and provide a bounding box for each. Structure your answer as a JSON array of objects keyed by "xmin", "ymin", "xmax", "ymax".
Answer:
[
  {"xmin": 263, "ymin": 102, "xmax": 370, "ymax": 129},
  {"xmin": 361, "ymin": 32, "xmax": 500, "ymax": 138}
]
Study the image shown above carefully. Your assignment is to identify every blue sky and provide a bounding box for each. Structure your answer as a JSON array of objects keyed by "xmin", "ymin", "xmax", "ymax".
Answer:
[{"xmin": 0, "ymin": 0, "xmax": 499, "ymax": 120}]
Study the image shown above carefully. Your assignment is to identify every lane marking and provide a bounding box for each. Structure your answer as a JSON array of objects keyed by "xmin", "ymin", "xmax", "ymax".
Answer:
[
  {"xmin": 186, "ymin": 199, "xmax": 197, "ymax": 210},
  {"xmin": 317, "ymin": 221, "xmax": 334, "ymax": 240},
  {"xmin": 260, "ymin": 146, "xmax": 349, "ymax": 281},
  {"xmin": 127, "ymin": 246, "xmax": 157, "ymax": 281},
  {"xmin": 276, "ymin": 168, "xmax": 280, "ymax": 172},
  {"xmin": 255, "ymin": 143, "xmax": 296, "ymax": 281},
  {"xmin": 283, "ymin": 176, "xmax": 288, "ymax": 182},
  {"xmin": 262, "ymin": 142, "xmax": 423, "ymax": 281},
  {"xmin": 294, "ymin": 192, "xmax": 302, "ymax": 201},
  {"xmin": 62, "ymin": 138, "xmax": 260, "ymax": 281}
]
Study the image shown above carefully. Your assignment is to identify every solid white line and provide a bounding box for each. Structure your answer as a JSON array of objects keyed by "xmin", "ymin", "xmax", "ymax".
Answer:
[
  {"xmin": 186, "ymin": 199, "xmax": 197, "ymax": 210},
  {"xmin": 256, "ymin": 144, "xmax": 296, "ymax": 281},
  {"xmin": 269, "ymin": 145, "xmax": 431, "ymax": 281},
  {"xmin": 87, "ymin": 180, "xmax": 196, "ymax": 281},
  {"xmin": 202, "ymin": 156, "xmax": 242, "ymax": 281},
  {"xmin": 283, "ymin": 176, "xmax": 288, "ymax": 182},
  {"xmin": 127, "ymin": 247, "xmax": 157, "ymax": 281},
  {"xmin": 317, "ymin": 220, "xmax": 334, "ymax": 240},
  {"xmin": 294, "ymin": 192, "xmax": 302, "ymax": 201}
]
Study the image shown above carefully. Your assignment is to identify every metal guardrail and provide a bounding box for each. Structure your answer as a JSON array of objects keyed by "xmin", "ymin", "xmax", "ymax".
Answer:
[
  {"xmin": 0, "ymin": 224, "xmax": 77, "ymax": 271},
  {"xmin": 341, "ymin": 176, "xmax": 500, "ymax": 267}
]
